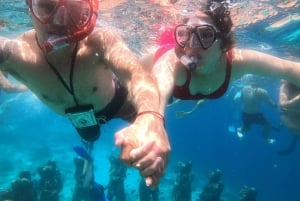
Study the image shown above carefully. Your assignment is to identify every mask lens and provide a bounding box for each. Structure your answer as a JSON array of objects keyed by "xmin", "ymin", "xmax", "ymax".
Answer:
[
  {"xmin": 31, "ymin": 0, "xmax": 59, "ymax": 23},
  {"xmin": 189, "ymin": 34, "xmax": 202, "ymax": 49},
  {"xmin": 175, "ymin": 25, "xmax": 190, "ymax": 48},
  {"xmin": 30, "ymin": 0, "xmax": 93, "ymax": 28},
  {"xmin": 196, "ymin": 26, "xmax": 216, "ymax": 49},
  {"xmin": 67, "ymin": 0, "xmax": 93, "ymax": 29}
]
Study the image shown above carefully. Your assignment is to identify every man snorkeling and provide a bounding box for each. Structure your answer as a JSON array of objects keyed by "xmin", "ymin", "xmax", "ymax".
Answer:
[{"xmin": 0, "ymin": 0, "xmax": 170, "ymax": 188}]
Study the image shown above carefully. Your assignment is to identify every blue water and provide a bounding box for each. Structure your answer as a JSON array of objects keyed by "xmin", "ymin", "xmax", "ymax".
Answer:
[{"xmin": 1, "ymin": 1, "xmax": 300, "ymax": 201}]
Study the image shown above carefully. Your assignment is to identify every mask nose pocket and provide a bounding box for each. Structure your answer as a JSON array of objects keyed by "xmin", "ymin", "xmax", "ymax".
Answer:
[
  {"xmin": 53, "ymin": 6, "xmax": 68, "ymax": 26},
  {"xmin": 189, "ymin": 33, "xmax": 202, "ymax": 49}
]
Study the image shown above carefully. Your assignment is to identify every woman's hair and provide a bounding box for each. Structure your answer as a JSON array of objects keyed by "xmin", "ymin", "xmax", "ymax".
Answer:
[
  {"xmin": 204, "ymin": 0, "xmax": 235, "ymax": 51},
  {"xmin": 180, "ymin": 1, "xmax": 235, "ymax": 52}
]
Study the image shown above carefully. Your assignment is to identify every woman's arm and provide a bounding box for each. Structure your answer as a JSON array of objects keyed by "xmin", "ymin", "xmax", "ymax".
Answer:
[
  {"xmin": 151, "ymin": 49, "xmax": 180, "ymax": 114},
  {"xmin": 233, "ymin": 49, "xmax": 300, "ymax": 86}
]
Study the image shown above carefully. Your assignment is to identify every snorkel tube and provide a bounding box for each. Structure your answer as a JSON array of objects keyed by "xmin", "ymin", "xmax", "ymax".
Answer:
[
  {"xmin": 175, "ymin": 46, "xmax": 199, "ymax": 71},
  {"xmin": 179, "ymin": 55, "xmax": 198, "ymax": 71},
  {"xmin": 43, "ymin": 35, "xmax": 69, "ymax": 53},
  {"xmin": 44, "ymin": 0, "xmax": 99, "ymax": 53}
]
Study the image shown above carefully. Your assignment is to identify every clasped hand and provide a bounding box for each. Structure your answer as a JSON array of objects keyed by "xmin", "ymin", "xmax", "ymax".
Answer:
[{"xmin": 115, "ymin": 114, "xmax": 170, "ymax": 188}]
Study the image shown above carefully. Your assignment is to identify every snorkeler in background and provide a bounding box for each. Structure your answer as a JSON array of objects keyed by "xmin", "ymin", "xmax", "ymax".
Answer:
[
  {"xmin": 236, "ymin": 85, "xmax": 278, "ymax": 144},
  {"xmin": 278, "ymin": 80, "xmax": 300, "ymax": 155},
  {"xmin": 0, "ymin": 0, "xmax": 170, "ymax": 188},
  {"xmin": 72, "ymin": 141, "xmax": 108, "ymax": 201}
]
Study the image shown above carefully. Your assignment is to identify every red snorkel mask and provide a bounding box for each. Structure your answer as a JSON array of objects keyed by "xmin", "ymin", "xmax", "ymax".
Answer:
[{"xmin": 27, "ymin": 0, "xmax": 99, "ymax": 52}]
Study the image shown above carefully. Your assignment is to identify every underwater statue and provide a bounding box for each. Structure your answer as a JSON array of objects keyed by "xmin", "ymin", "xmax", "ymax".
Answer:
[
  {"xmin": 172, "ymin": 161, "xmax": 194, "ymax": 201},
  {"xmin": 239, "ymin": 186, "xmax": 257, "ymax": 201},
  {"xmin": 197, "ymin": 169, "xmax": 224, "ymax": 201}
]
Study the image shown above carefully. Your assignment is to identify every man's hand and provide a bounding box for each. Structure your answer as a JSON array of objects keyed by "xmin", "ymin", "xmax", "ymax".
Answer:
[{"xmin": 114, "ymin": 114, "xmax": 170, "ymax": 188}]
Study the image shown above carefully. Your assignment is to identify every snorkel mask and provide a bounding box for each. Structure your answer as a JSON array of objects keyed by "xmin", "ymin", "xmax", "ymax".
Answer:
[
  {"xmin": 174, "ymin": 23, "xmax": 220, "ymax": 71},
  {"xmin": 27, "ymin": 0, "xmax": 99, "ymax": 53},
  {"xmin": 175, "ymin": 24, "xmax": 220, "ymax": 50},
  {"xmin": 174, "ymin": 0, "xmax": 230, "ymax": 71}
]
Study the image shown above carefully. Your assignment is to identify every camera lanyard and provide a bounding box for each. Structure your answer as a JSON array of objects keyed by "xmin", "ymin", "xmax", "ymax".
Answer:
[
  {"xmin": 45, "ymin": 42, "xmax": 80, "ymax": 105},
  {"xmin": 35, "ymin": 34, "xmax": 80, "ymax": 105}
]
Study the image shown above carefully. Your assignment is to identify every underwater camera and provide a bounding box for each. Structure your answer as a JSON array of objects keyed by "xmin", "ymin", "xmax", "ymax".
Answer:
[{"xmin": 66, "ymin": 104, "xmax": 100, "ymax": 141}]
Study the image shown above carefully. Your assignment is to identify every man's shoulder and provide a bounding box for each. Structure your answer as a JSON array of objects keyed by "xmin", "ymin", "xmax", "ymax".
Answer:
[
  {"xmin": 18, "ymin": 29, "xmax": 36, "ymax": 41},
  {"xmin": 1, "ymin": 30, "xmax": 34, "ymax": 49},
  {"xmin": 88, "ymin": 27, "xmax": 121, "ymax": 42},
  {"xmin": 9, "ymin": 30, "xmax": 37, "ymax": 51}
]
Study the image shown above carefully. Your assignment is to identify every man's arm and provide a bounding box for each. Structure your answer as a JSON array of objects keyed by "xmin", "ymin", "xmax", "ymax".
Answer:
[
  {"xmin": 0, "ymin": 71, "xmax": 27, "ymax": 92},
  {"xmin": 97, "ymin": 29, "xmax": 170, "ymax": 188},
  {"xmin": 0, "ymin": 37, "xmax": 12, "ymax": 66},
  {"xmin": 0, "ymin": 37, "xmax": 27, "ymax": 92},
  {"xmin": 97, "ymin": 29, "xmax": 161, "ymax": 112}
]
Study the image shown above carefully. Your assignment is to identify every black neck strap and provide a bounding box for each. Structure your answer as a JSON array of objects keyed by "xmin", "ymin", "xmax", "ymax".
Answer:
[{"xmin": 35, "ymin": 34, "xmax": 80, "ymax": 105}]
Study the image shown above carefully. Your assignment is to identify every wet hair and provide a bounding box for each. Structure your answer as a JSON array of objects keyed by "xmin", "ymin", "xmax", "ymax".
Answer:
[
  {"xmin": 180, "ymin": 1, "xmax": 234, "ymax": 52},
  {"xmin": 204, "ymin": 0, "xmax": 235, "ymax": 51}
]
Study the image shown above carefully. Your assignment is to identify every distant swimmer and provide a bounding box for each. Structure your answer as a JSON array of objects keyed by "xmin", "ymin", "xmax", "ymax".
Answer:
[
  {"xmin": 278, "ymin": 80, "xmax": 300, "ymax": 155},
  {"xmin": 236, "ymin": 85, "xmax": 278, "ymax": 144}
]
